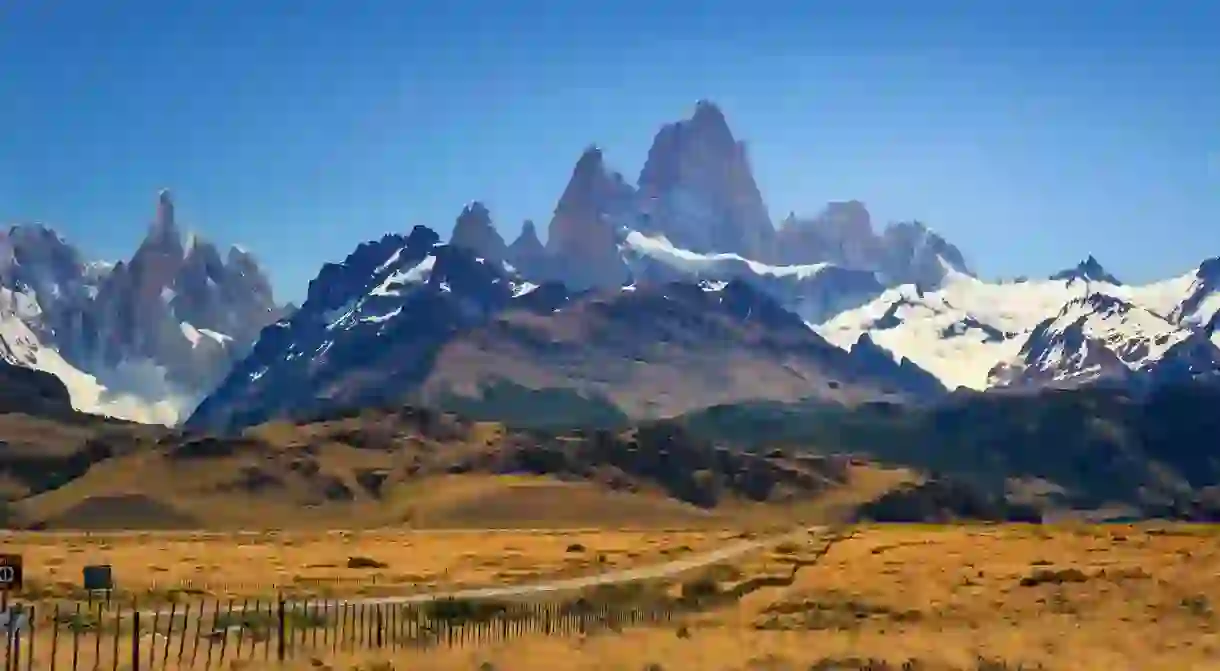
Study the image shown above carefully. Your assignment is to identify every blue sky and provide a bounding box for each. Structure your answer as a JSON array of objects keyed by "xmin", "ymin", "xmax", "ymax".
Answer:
[{"xmin": 1, "ymin": 1, "xmax": 1217, "ymax": 301}]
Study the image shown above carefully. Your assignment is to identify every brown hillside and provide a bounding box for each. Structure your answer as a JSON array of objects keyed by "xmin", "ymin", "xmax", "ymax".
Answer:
[{"xmin": 3, "ymin": 405, "xmax": 913, "ymax": 530}]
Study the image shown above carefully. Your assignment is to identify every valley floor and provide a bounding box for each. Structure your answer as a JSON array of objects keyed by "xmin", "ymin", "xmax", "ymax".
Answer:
[
  {"xmin": 273, "ymin": 524, "xmax": 1220, "ymax": 670},
  {"xmin": 2, "ymin": 528, "xmax": 733, "ymax": 602}
]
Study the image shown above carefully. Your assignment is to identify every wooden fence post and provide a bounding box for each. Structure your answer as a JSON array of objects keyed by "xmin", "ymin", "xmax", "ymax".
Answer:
[
  {"xmin": 375, "ymin": 606, "xmax": 383, "ymax": 649},
  {"xmin": 50, "ymin": 603, "xmax": 59, "ymax": 671},
  {"xmin": 91, "ymin": 602, "xmax": 101, "ymax": 668},
  {"xmin": 217, "ymin": 599, "xmax": 234, "ymax": 667},
  {"xmin": 148, "ymin": 607, "xmax": 159, "ymax": 671},
  {"xmin": 111, "ymin": 604, "xmax": 120, "ymax": 671},
  {"xmin": 69, "ymin": 602, "xmax": 80, "ymax": 671},
  {"xmin": 10, "ymin": 613, "xmax": 19, "ymax": 671},
  {"xmin": 131, "ymin": 608, "xmax": 140, "ymax": 671},
  {"xmin": 24, "ymin": 605, "xmax": 34, "ymax": 671},
  {"xmin": 176, "ymin": 603, "xmax": 190, "ymax": 667},
  {"xmin": 276, "ymin": 595, "xmax": 286, "ymax": 663}
]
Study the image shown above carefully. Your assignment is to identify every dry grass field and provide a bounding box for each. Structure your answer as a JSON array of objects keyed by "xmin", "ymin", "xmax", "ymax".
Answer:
[
  {"xmin": 0, "ymin": 527, "xmax": 739, "ymax": 602},
  {"xmin": 245, "ymin": 524, "xmax": 1220, "ymax": 670}
]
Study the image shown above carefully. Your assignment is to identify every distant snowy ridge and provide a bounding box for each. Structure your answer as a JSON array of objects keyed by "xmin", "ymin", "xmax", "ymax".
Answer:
[{"xmin": 813, "ymin": 257, "xmax": 1220, "ymax": 393}]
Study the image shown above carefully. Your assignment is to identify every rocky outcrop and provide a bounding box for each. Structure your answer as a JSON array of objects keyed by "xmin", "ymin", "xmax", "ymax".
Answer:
[
  {"xmin": 774, "ymin": 201, "xmax": 880, "ymax": 269},
  {"xmin": 449, "ymin": 202, "xmax": 508, "ymax": 265},
  {"xmin": 545, "ymin": 146, "xmax": 634, "ymax": 289},
  {"xmin": 507, "ymin": 220, "xmax": 546, "ymax": 275},
  {"xmin": 775, "ymin": 203, "xmax": 971, "ymax": 288},
  {"xmin": 635, "ymin": 101, "xmax": 774, "ymax": 260}
]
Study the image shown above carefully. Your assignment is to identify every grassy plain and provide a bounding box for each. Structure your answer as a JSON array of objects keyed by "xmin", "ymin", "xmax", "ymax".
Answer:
[
  {"xmin": 0, "ymin": 527, "xmax": 737, "ymax": 602},
  {"xmin": 255, "ymin": 524, "xmax": 1220, "ymax": 670}
]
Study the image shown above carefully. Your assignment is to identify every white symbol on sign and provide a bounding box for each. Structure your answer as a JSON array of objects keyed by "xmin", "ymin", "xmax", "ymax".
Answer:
[{"xmin": 0, "ymin": 566, "xmax": 15, "ymax": 583}]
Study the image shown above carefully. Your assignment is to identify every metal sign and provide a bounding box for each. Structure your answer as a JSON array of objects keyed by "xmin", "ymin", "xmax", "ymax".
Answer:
[
  {"xmin": 0, "ymin": 554, "xmax": 22, "ymax": 591},
  {"xmin": 83, "ymin": 564, "xmax": 113, "ymax": 591}
]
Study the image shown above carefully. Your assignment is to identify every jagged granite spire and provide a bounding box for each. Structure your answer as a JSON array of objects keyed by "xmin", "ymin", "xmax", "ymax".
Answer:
[
  {"xmin": 635, "ymin": 100, "xmax": 774, "ymax": 260},
  {"xmin": 1050, "ymin": 255, "xmax": 1122, "ymax": 285},
  {"xmin": 449, "ymin": 201, "xmax": 507, "ymax": 263}
]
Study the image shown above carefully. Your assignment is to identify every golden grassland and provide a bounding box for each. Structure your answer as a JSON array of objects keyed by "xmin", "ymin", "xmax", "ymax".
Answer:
[
  {"xmin": 0, "ymin": 527, "xmax": 740, "ymax": 602},
  {"xmin": 205, "ymin": 524, "xmax": 1220, "ymax": 670}
]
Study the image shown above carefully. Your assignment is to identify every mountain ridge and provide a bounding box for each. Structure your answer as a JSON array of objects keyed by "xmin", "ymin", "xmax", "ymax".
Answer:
[{"xmin": 1, "ymin": 101, "xmax": 1216, "ymax": 429}]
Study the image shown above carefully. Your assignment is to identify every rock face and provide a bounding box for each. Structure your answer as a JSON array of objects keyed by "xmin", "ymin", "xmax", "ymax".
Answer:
[
  {"xmin": 545, "ymin": 146, "xmax": 634, "ymax": 288},
  {"xmin": 507, "ymin": 220, "xmax": 546, "ymax": 274},
  {"xmin": 0, "ymin": 190, "xmax": 285, "ymax": 424},
  {"xmin": 635, "ymin": 101, "xmax": 774, "ymax": 261},
  {"xmin": 774, "ymin": 202, "xmax": 881, "ymax": 269},
  {"xmin": 775, "ymin": 203, "xmax": 971, "ymax": 288},
  {"xmin": 448, "ymin": 202, "xmax": 508, "ymax": 264}
]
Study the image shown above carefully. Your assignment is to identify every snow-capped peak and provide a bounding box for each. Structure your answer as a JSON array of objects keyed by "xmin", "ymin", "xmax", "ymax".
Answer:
[{"xmin": 989, "ymin": 292, "xmax": 1219, "ymax": 389}]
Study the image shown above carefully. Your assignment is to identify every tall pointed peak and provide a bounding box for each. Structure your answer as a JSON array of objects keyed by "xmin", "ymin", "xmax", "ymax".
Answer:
[
  {"xmin": 143, "ymin": 188, "xmax": 183, "ymax": 253},
  {"xmin": 691, "ymin": 99, "xmax": 729, "ymax": 127},
  {"xmin": 574, "ymin": 145, "xmax": 606, "ymax": 173},
  {"xmin": 509, "ymin": 219, "xmax": 544, "ymax": 257},
  {"xmin": 459, "ymin": 201, "xmax": 491, "ymax": 221},
  {"xmin": 155, "ymin": 188, "xmax": 176, "ymax": 230},
  {"xmin": 451, "ymin": 201, "xmax": 506, "ymax": 261}
]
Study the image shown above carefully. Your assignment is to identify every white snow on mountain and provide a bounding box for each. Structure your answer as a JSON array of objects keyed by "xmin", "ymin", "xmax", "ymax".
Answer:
[
  {"xmin": 1, "ymin": 288, "xmax": 191, "ymax": 424},
  {"xmin": 814, "ymin": 261, "xmax": 1220, "ymax": 392},
  {"xmin": 621, "ymin": 230, "xmax": 835, "ymax": 280},
  {"xmin": 988, "ymin": 293, "xmax": 1214, "ymax": 388},
  {"xmin": 618, "ymin": 229, "xmax": 885, "ymax": 323}
]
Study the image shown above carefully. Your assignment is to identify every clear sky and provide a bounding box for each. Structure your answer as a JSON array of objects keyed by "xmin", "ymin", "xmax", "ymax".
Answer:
[{"xmin": 2, "ymin": 0, "xmax": 1217, "ymax": 301}]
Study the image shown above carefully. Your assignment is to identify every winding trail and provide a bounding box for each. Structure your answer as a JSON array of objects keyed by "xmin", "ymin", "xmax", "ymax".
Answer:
[{"xmin": 142, "ymin": 526, "xmax": 826, "ymax": 616}]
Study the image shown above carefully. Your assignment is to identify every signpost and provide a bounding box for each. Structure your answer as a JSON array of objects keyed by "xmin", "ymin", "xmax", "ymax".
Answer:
[
  {"xmin": 84, "ymin": 564, "xmax": 114, "ymax": 603},
  {"xmin": 0, "ymin": 555, "xmax": 21, "ymax": 593}
]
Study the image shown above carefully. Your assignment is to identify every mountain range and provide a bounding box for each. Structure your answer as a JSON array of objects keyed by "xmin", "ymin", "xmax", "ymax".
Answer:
[{"xmin": 1, "ymin": 101, "xmax": 1217, "ymax": 430}]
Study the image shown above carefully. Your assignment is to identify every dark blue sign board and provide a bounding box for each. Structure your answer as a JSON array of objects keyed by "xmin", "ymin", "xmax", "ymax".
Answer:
[{"xmin": 83, "ymin": 564, "xmax": 113, "ymax": 591}]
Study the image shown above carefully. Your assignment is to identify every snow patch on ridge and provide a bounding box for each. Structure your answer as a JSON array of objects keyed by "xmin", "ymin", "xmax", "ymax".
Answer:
[{"xmin": 622, "ymin": 230, "xmax": 833, "ymax": 280}]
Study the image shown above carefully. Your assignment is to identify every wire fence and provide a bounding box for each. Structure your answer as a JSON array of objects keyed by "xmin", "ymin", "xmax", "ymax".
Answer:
[{"xmin": 0, "ymin": 595, "xmax": 678, "ymax": 670}]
